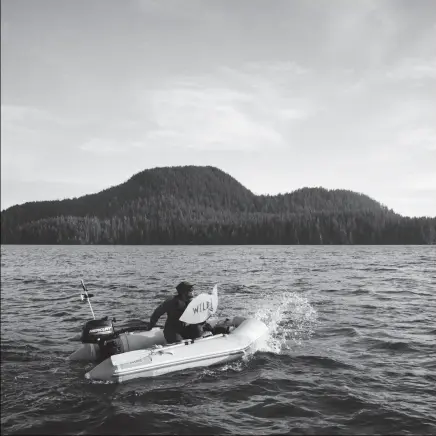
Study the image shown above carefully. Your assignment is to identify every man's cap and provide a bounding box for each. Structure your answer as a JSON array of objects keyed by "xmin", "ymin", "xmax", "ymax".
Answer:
[{"xmin": 176, "ymin": 281, "xmax": 195, "ymax": 293}]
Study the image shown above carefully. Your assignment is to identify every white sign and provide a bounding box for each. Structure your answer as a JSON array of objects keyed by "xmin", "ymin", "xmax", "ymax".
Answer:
[{"xmin": 179, "ymin": 285, "xmax": 218, "ymax": 325}]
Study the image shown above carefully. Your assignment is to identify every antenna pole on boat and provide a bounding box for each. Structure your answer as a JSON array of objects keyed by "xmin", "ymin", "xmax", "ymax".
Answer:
[{"xmin": 80, "ymin": 279, "xmax": 96, "ymax": 319}]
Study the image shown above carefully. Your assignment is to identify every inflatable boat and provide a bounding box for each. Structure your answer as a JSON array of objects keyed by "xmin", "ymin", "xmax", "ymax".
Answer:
[{"xmin": 69, "ymin": 282, "xmax": 268, "ymax": 383}]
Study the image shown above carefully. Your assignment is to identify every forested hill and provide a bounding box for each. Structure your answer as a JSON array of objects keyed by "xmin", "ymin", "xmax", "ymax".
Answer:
[{"xmin": 1, "ymin": 166, "xmax": 435, "ymax": 244}]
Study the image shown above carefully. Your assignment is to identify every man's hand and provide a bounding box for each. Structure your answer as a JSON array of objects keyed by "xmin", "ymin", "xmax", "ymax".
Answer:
[{"xmin": 203, "ymin": 323, "xmax": 213, "ymax": 332}]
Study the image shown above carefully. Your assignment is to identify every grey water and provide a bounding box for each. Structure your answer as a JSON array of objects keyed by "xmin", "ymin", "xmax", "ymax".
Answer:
[{"xmin": 1, "ymin": 245, "xmax": 435, "ymax": 435}]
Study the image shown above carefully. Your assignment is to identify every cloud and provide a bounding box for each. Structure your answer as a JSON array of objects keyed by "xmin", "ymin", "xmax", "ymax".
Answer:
[
  {"xmin": 386, "ymin": 58, "xmax": 436, "ymax": 81},
  {"xmin": 398, "ymin": 127, "xmax": 436, "ymax": 151},
  {"xmin": 138, "ymin": 80, "xmax": 285, "ymax": 151},
  {"xmin": 1, "ymin": 104, "xmax": 104, "ymax": 183},
  {"xmin": 1, "ymin": 105, "xmax": 59, "ymax": 179},
  {"xmin": 219, "ymin": 63, "xmax": 315, "ymax": 119},
  {"xmin": 320, "ymin": 0, "xmax": 399, "ymax": 69},
  {"xmin": 132, "ymin": 63, "xmax": 315, "ymax": 152},
  {"xmin": 1, "ymin": 104, "xmax": 90, "ymax": 128},
  {"xmin": 405, "ymin": 173, "xmax": 436, "ymax": 191},
  {"xmin": 80, "ymin": 138, "xmax": 128, "ymax": 156},
  {"xmin": 2, "ymin": 104, "xmax": 53, "ymax": 125},
  {"xmin": 240, "ymin": 61, "xmax": 311, "ymax": 79}
]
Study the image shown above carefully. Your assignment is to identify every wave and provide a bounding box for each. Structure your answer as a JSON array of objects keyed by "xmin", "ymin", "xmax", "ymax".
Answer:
[
  {"xmin": 366, "ymin": 338, "xmax": 418, "ymax": 352},
  {"xmin": 347, "ymin": 405, "xmax": 436, "ymax": 434},
  {"xmin": 20, "ymin": 278, "xmax": 48, "ymax": 285},
  {"xmin": 240, "ymin": 398, "xmax": 319, "ymax": 419},
  {"xmin": 52, "ymin": 311, "xmax": 73, "ymax": 318},
  {"xmin": 351, "ymin": 288, "xmax": 371, "ymax": 295},
  {"xmin": 292, "ymin": 354, "xmax": 356, "ymax": 370},
  {"xmin": 360, "ymin": 304, "xmax": 377, "ymax": 309},
  {"xmin": 1, "ymin": 348, "xmax": 42, "ymax": 363},
  {"xmin": 325, "ymin": 327, "xmax": 360, "ymax": 337}
]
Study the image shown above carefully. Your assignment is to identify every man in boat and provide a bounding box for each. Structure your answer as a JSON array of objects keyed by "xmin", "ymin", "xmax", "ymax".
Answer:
[{"xmin": 147, "ymin": 281, "xmax": 204, "ymax": 343}]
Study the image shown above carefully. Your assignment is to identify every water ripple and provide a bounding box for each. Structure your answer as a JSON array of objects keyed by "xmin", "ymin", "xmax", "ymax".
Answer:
[{"xmin": 1, "ymin": 245, "xmax": 435, "ymax": 435}]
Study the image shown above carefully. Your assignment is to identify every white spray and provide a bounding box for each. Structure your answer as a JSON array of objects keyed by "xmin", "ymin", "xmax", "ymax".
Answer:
[{"xmin": 252, "ymin": 291, "xmax": 318, "ymax": 354}]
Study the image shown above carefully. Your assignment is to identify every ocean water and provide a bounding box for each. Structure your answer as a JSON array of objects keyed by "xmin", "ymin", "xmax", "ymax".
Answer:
[{"xmin": 1, "ymin": 245, "xmax": 435, "ymax": 435}]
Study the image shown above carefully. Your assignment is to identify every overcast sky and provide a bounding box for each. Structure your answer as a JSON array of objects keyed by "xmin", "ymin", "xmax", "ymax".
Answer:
[{"xmin": 1, "ymin": 0, "xmax": 435, "ymax": 217}]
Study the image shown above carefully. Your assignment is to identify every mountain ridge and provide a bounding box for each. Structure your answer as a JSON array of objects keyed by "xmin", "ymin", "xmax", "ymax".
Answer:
[
  {"xmin": 2, "ymin": 165, "xmax": 396, "ymax": 215},
  {"xmin": 1, "ymin": 165, "xmax": 434, "ymax": 245}
]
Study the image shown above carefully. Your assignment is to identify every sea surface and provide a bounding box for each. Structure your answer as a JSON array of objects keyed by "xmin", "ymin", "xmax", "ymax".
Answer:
[{"xmin": 1, "ymin": 245, "xmax": 435, "ymax": 435}]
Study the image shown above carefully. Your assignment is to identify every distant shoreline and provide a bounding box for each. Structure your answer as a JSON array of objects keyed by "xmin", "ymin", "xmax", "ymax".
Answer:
[{"xmin": 1, "ymin": 243, "xmax": 434, "ymax": 246}]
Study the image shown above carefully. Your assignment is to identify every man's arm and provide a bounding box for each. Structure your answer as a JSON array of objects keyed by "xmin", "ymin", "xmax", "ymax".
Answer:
[{"xmin": 149, "ymin": 299, "xmax": 171, "ymax": 329}]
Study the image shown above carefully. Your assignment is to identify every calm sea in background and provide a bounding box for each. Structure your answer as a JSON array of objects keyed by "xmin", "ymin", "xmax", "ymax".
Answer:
[{"xmin": 1, "ymin": 245, "xmax": 435, "ymax": 435}]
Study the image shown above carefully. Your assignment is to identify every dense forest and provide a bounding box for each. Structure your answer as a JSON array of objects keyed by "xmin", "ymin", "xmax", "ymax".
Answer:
[{"xmin": 1, "ymin": 166, "xmax": 435, "ymax": 244}]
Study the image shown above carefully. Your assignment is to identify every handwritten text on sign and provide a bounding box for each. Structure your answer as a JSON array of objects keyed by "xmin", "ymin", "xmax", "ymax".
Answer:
[{"xmin": 192, "ymin": 300, "xmax": 214, "ymax": 315}]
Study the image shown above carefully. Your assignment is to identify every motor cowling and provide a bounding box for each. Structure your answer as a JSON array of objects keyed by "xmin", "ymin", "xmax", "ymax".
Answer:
[
  {"xmin": 80, "ymin": 317, "xmax": 122, "ymax": 361},
  {"xmin": 81, "ymin": 318, "xmax": 117, "ymax": 344}
]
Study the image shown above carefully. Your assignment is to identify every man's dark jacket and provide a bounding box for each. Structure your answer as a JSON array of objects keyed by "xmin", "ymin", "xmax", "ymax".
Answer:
[{"xmin": 149, "ymin": 295, "xmax": 189, "ymax": 338}]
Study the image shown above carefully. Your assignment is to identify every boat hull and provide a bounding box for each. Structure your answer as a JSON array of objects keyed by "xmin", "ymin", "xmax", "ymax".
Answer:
[{"xmin": 85, "ymin": 318, "xmax": 268, "ymax": 383}]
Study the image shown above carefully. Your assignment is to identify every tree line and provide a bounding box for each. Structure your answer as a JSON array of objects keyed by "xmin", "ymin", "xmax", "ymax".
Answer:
[{"xmin": 2, "ymin": 210, "xmax": 435, "ymax": 245}]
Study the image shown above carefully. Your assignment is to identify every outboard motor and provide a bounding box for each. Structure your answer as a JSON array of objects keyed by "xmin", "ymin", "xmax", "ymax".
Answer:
[{"xmin": 81, "ymin": 317, "xmax": 121, "ymax": 361}]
